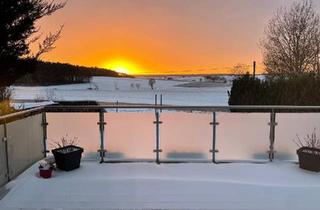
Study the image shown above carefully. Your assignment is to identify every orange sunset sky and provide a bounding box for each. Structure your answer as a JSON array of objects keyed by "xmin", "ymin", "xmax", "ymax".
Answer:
[{"xmin": 34, "ymin": 0, "xmax": 320, "ymax": 75}]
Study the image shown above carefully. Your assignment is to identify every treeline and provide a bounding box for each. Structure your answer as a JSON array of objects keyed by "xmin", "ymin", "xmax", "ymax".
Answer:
[
  {"xmin": 228, "ymin": 73, "xmax": 320, "ymax": 106},
  {"xmin": 14, "ymin": 61, "xmax": 125, "ymax": 86}
]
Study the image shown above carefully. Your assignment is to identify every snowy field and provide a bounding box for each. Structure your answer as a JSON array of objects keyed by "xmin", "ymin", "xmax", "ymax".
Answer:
[
  {"xmin": 11, "ymin": 76, "xmax": 232, "ymax": 108},
  {"xmin": 1, "ymin": 161, "xmax": 319, "ymax": 210}
]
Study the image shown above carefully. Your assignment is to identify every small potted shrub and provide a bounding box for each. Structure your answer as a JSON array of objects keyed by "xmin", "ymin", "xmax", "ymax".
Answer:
[
  {"xmin": 294, "ymin": 129, "xmax": 320, "ymax": 172},
  {"xmin": 39, "ymin": 160, "xmax": 54, "ymax": 178},
  {"xmin": 51, "ymin": 135, "xmax": 84, "ymax": 171}
]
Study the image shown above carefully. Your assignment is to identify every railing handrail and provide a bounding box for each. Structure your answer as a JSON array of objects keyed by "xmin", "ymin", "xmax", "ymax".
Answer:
[
  {"xmin": 2, "ymin": 104, "xmax": 320, "ymax": 121},
  {"xmin": 45, "ymin": 104, "xmax": 320, "ymax": 109},
  {"xmin": 45, "ymin": 104, "xmax": 320, "ymax": 111},
  {"xmin": 0, "ymin": 106, "xmax": 45, "ymax": 122}
]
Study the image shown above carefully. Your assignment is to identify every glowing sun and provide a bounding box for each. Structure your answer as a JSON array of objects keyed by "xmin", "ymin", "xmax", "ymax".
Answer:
[{"xmin": 102, "ymin": 59, "xmax": 140, "ymax": 75}]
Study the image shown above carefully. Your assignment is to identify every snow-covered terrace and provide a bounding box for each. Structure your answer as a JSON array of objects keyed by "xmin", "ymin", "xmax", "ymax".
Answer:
[
  {"xmin": 1, "ymin": 161, "xmax": 320, "ymax": 210},
  {"xmin": 1, "ymin": 105, "xmax": 320, "ymax": 210}
]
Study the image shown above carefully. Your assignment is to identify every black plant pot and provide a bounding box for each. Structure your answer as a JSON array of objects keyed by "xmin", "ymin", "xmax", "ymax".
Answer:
[
  {"xmin": 297, "ymin": 147, "xmax": 320, "ymax": 172},
  {"xmin": 52, "ymin": 145, "xmax": 84, "ymax": 171}
]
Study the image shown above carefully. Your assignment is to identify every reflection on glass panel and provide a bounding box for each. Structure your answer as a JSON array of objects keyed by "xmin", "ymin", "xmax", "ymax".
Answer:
[
  {"xmin": 47, "ymin": 113, "xmax": 99, "ymax": 160},
  {"xmin": 27, "ymin": 114, "xmax": 44, "ymax": 163},
  {"xmin": 6, "ymin": 114, "xmax": 44, "ymax": 178},
  {"xmin": 0, "ymin": 124, "xmax": 7, "ymax": 186},
  {"xmin": 105, "ymin": 112, "xmax": 155, "ymax": 160},
  {"xmin": 216, "ymin": 113, "xmax": 270, "ymax": 161},
  {"xmin": 160, "ymin": 112, "xmax": 212, "ymax": 161},
  {"xmin": 275, "ymin": 113, "xmax": 320, "ymax": 161}
]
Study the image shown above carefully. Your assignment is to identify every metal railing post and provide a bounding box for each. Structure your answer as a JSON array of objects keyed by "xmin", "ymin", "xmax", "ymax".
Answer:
[
  {"xmin": 153, "ymin": 111, "xmax": 162, "ymax": 164},
  {"xmin": 154, "ymin": 94, "xmax": 158, "ymax": 114},
  {"xmin": 3, "ymin": 121, "xmax": 10, "ymax": 181},
  {"xmin": 41, "ymin": 111, "xmax": 49, "ymax": 157},
  {"xmin": 210, "ymin": 112, "xmax": 219, "ymax": 163},
  {"xmin": 160, "ymin": 94, "xmax": 163, "ymax": 113},
  {"xmin": 98, "ymin": 110, "xmax": 106, "ymax": 163},
  {"xmin": 116, "ymin": 101, "xmax": 119, "ymax": 113},
  {"xmin": 268, "ymin": 110, "xmax": 277, "ymax": 161}
]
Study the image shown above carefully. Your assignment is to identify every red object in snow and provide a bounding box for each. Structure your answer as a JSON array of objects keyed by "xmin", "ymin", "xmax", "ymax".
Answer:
[{"xmin": 39, "ymin": 168, "xmax": 53, "ymax": 179}]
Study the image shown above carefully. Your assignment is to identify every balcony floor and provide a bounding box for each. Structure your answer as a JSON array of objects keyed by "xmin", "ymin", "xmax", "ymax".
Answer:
[{"xmin": 0, "ymin": 161, "xmax": 319, "ymax": 210}]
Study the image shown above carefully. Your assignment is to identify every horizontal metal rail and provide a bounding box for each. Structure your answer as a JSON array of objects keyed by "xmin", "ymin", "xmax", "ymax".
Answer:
[
  {"xmin": 44, "ymin": 105, "xmax": 320, "ymax": 112},
  {"xmin": 2, "ymin": 104, "xmax": 320, "ymax": 121},
  {"xmin": 0, "ymin": 106, "xmax": 45, "ymax": 124}
]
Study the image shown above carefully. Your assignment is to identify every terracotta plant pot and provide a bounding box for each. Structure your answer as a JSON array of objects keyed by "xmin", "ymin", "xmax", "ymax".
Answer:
[{"xmin": 39, "ymin": 168, "xmax": 53, "ymax": 178}]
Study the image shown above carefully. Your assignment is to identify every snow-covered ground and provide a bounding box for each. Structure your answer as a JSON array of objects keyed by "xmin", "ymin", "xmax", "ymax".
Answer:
[
  {"xmin": 11, "ymin": 76, "xmax": 232, "ymax": 108},
  {"xmin": 1, "ymin": 161, "xmax": 319, "ymax": 210}
]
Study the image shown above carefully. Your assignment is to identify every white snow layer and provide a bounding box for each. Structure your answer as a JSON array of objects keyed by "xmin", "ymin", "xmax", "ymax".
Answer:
[
  {"xmin": 11, "ymin": 76, "xmax": 232, "ymax": 107},
  {"xmin": 0, "ymin": 161, "xmax": 319, "ymax": 210}
]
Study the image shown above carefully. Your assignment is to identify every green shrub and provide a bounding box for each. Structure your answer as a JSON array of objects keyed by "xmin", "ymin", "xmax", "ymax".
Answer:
[{"xmin": 228, "ymin": 73, "xmax": 320, "ymax": 106}]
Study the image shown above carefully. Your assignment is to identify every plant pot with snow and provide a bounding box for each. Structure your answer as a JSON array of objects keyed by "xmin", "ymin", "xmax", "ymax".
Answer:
[
  {"xmin": 39, "ymin": 161, "xmax": 54, "ymax": 178},
  {"xmin": 52, "ymin": 145, "xmax": 84, "ymax": 171},
  {"xmin": 297, "ymin": 147, "xmax": 320, "ymax": 172},
  {"xmin": 294, "ymin": 129, "xmax": 320, "ymax": 172}
]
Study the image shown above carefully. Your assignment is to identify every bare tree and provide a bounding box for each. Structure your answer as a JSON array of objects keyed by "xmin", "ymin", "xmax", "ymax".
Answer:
[
  {"xmin": 34, "ymin": 25, "xmax": 64, "ymax": 59},
  {"xmin": 148, "ymin": 79, "xmax": 156, "ymax": 90},
  {"xmin": 261, "ymin": 0, "xmax": 320, "ymax": 76},
  {"xmin": 231, "ymin": 63, "xmax": 250, "ymax": 75}
]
